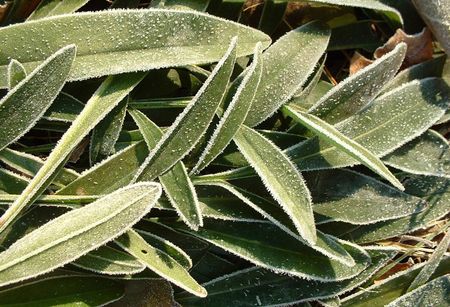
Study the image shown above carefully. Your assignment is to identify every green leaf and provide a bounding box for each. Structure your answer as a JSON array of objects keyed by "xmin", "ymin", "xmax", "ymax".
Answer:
[
  {"xmin": 0, "ymin": 148, "xmax": 80, "ymax": 188},
  {"xmin": 6, "ymin": 59, "xmax": 26, "ymax": 90},
  {"xmin": 284, "ymin": 106, "xmax": 403, "ymax": 190},
  {"xmin": 151, "ymin": 0, "xmax": 210, "ymax": 11},
  {"xmin": 0, "ymin": 169, "xmax": 29, "ymax": 194},
  {"xmin": 288, "ymin": 78, "xmax": 449, "ymax": 172},
  {"xmin": 342, "ymin": 176, "xmax": 450, "ymax": 243},
  {"xmin": 388, "ymin": 275, "xmax": 450, "ymax": 307},
  {"xmin": 0, "ymin": 9, "xmax": 271, "ymax": 88},
  {"xmin": 90, "ymin": 97, "xmax": 128, "ymax": 163},
  {"xmin": 0, "ymin": 182, "xmax": 162, "ymax": 287},
  {"xmin": 43, "ymin": 92, "xmax": 85, "ymax": 122},
  {"xmin": 233, "ymin": 125, "xmax": 316, "ymax": 245},
  {"xmin": 115, "ymin": 229, "xmax": 207, "ymax": 297},
  {"xmin": 0, "ymin": 72, "xmax": 146, "ymax": 232},
  {"xmin": 73, "ymin": 245, "xmax": 146, "ymax": 275},
  {"xmin": 308, "ymin": 43, "xmax": 407, "ymax": 124},
  {"xmin": 0, "ymin": 275, "xmax": 124, "ymax": 306},
  {"xmin": 170, "ymin": 219, "xmax": 371, "ymax": 281},
  {"xmin": 306, "ymin": 169, "xmax": 427, "ymax": 225},
  {"xmin": 0, "ymin": 45, "xmax": 75, "ymax": 151},
  {"xmin": 244, "ymin": 21, "xmax": 331, "ymax": 126},
  {"xmin": 135, "ymin": 38, "xmax": 237, "ymax": 181},
  {"xmin": 177, "ymin": 248, "xmax": 397, "ymax": 306},
  {"xmin": 129, "ymin": 109, "xmax": 202, "ymax": 230},
  {"xmin": 27, "ymin": 0, "xmax": 89, "ymax": 20},
  {"xmin": 341, "ymin": 257, "xmax": 450, "ymax": 306},
  {"xmin": 192, "ymin": 43, "xmax": 263, "ymax": 174},
  {"xmin": 383, "ymin": 130, "xmax": 450, "ymax": 178},
  {"xmin": 407, "ymin": 231, "xmax": 450, "ymax": 291}
]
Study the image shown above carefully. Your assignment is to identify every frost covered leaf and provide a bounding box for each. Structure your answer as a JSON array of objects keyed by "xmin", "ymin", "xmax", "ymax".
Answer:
[
  {"xmin": 0, "ymin": 182, "xmax": 162, "ymax": 287},
  {"xmin": 115, "ymin": 229, "xmax": 207, "ymax": 297},
  {"xmin": 341, "ymin": 257, "xmax": 450, "ymax": 306},
  {"xmin": 0, "ymin": 72, "xmax": 146, "ymax": 232},
  {"xmin": 244, "ymin": 21, "xmax": 331, "ymax": 127},
  {"xmin": 388, "ymin": 275, "xmax": 450, "ymax": 307},
  {"xmin": 374, "ymin": 28, "xmax": 433, "ymax": 68},
  {"xmin": 343, "ymin": 176, "xmax": 450, "ymax": 243},
  {"xmin": 383, "ymin": 130, "xmax": 450, "ymax": 178},
  {"xmin": 73, "ymin": 245, "xmax": 146, "ymax": 276},
  {"xmin": 176, "ymin": 248, "xmax": 396, "ymax": 306},
  {"xmin": 43, "ymin": 92, "xmax": 85, "ymax": 122},
  {"xmin": 6, "ymin": 59, "xmax": 26, "ymax": 90},
  {"xmin": 233, "ymin": 125, "xmax": 317, "ymax": 245},
  {"xmin": 0, "ymin": 45, "xmax": 75, "ymax": 152},
  {"xmin": 27, "ymin": 0, "xmax": 89, "ymax": 20},
  {"xmin": 412, "ymin": 0, "xmax": 450, "ymax": 55},
  {"xmin": 306, "ymin": 169, "xmax": 427, "ymax": 225},
  {"xmin": 169, "ymin": 219, "xmax": 370, "ymax": 281},
  {"xmin": 407, "ymin": 231, "xmax": 450, "ymax": 291},
  {"xmin": 288, "ymin": 78, "xmax": 449, "ymax": 172},
  {"xmin": 135, "ymin": 38, "xmax": 237, "ymax": 181},
  {"xmin": 0, "ymin": 275, "xmax": 124, "ymax": 306},
  {"xmin": 308, "ymin": 43, "xmax": 407, "ymax": 125},
  {"xmin": 90, "ymin": 97, "xmax": 128, "ymax": 164},
  {"xmin": 129, "ymin": 108, "xmax": 202, "ymax": 230},
  {"xmin": 284, "ymin": 106, "xmax": 404, "ymax": 190},
  {"xmin": 0, "ymin": 9, "xmax": 271, "ymax": 88},
  {"xmin": 192, "ymin": 43, "xmax": 263, "ymax": 174},
  {"xmin": 0, "ymin": 169, "xmax": 29, "ymax": 194}
]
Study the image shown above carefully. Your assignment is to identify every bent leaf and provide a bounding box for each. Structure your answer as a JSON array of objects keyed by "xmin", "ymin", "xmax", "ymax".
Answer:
[
  {"xmin": 245, "ymin": 21, "xmax": 331, "ymax": 126},
  {"xmin": 0, "ymin": 9, "xmax": 271, "ymax": 88},
  {"xmin": 0, "ymin": 45, "xmax": 75, "ymax": 151},
  {"xmin": 129, "ymin": 108, "xmax": 202, "ymax": 230},
  {"xmin": 6, "ymin": 59, "xmax": 26, "ymax": 90},
  {"xmin": 116, "ymin": 229, "xmax": 207, "ymax": 297},
  {"xmin": 135, "ymin": 38, "xmax": 237, "ymax": 181},
  {"xmin": 0, "ymin": 182, "xmax": 162, "ymax": 287},
  {"xmin": 284, "ymin": 106, "xmax": 403, "ymax": 190},
  {"xmin": 308, "ymin": 43, "xmax": 407, "ymax": 124},
  {"xmin": 233, "ymin": 125, "xmax": 316, "ymax": 245}
]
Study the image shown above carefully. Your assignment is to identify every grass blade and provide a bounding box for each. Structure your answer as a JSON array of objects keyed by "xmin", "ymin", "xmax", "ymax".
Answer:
[{"xmin": 0, "ymin": 182, "xmax": 162, "ymax": 287}]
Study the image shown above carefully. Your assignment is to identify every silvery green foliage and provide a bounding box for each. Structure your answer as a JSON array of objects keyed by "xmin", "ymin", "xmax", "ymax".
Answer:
[
  {"xmin": 6, "ymin": 59, "xmax": 26, "ymax": 90},
  {"xmin": 27, "ymin": 0, "xmax": 90, "ymax": 20}
]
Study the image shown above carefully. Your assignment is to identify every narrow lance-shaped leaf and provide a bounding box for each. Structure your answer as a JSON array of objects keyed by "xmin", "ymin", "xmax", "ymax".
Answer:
[
  {"xmin": 383, "ymin": 130, "xmax": 450, "ymax": 178},
  {"xmin": 129, "ymin": 108, "xmax": 202, "ymax": 230},
  {"xmin": 135, "ymin": 38, "xmax": 237, "ymax": 181},
  {"xmin": 245, "ymin": 21, "xmax": 331, "ymax": 126},
  {"xmin": 6, "ymin": 59, "xmax": 26, "ymax": 90},
  {"xmin": 233, "ymin": 125, "xmax": 317, "ymax": 245},
  {"xmin": 0, "ymin": 275, "xmax": 124, "ymax": 306},
  {"xmin": 387, "ymin": 275, "xmax": 450, "ymax": 307},
  {"xmin": 192, "ymin": 43, "xmax": 263, "ymax": 174},
  {"xmin": 0, "ymin": 45, "xmax": 75, "ymax": 152},
  {"xmin": 0, "ymin": 182, "xmax": 162, "ymax": 287},
  {"xmin": 116, "ymin": 229, "xmax": 207, "ymax": 298},
  {"xmin": 308, "ymin": 43, "xmax": 407, "ymax": 124},
  {"xmin": 287, "ymin": 78, "xmax": 450, "ymax": 172},
  {"xmin": 0, "ymin": 9, "xmax": 271, "ymax": 88},
  {"xmin": 170, "ymin": 219, "xmax": 371, "ymax": 281},
  {"xmin": 0, "ymin": 72, "xmax": 146, "ymax": 232},
  {"xmin": 27, "ymin": 0, "xmax": 90, "ymax": 20},
  {"xmin": 43, "ymin": 92, "xmax": 85, "ymax": 122},
  {"xmin": 407, "ymin": 231, "xmax": 450, "ymax": 291},
  {"xmin": 284, "ymin": 105, "xmax": 404, "ymax": 190}
]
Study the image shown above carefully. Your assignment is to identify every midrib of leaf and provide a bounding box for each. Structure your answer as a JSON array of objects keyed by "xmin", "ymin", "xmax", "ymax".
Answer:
[
  {"xmin": 0, "ymin": 193, "xmax": 149, "ymax": 271},
  {"xmin": 0, "ymin": 72, "xmax": 146, "ymax": 232},
  {"xmin": 80, "ymin": 252, "xmax": 143, "ymax": 269}
]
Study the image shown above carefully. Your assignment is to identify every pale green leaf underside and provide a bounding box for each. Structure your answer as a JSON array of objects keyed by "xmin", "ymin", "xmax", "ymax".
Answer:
[
  {"xmin": 116, "ymin": 229, "xmax": 207, "ymax": 297},
  {"xmin": 0, "ymin": 45, "xmax": 75, "ymax": 152},
  {"xmin": 0, "ymin": 9, "xmax": 271, "ymax": 88},
  {"xmin": 0, "ymin": 182, "xmax": 162, "ymax": 287},
  {"xmin": 308, "ymin": 43, "xmax": 407, "ymax": 125},
  {"xmin": 135, "ymin": 38, "xmax": 237, "ymax": 181},
  {"xmin": 129, "ymin": 108, "xmax": 202, "ymax": 230},
  {"xmin": 284, "ymin": 106, "xmax": 403, "ymax": 190},
  {"xmin": 172, "ymin": 220, "xmax": 370, "ymax": 282},
  {"xmin": 245, "ymin": 21, "xmax": 331, "ymax": 126},
  {"xmin": 233, "ymin": 125, "xmax": 316, "ymax": 245}
]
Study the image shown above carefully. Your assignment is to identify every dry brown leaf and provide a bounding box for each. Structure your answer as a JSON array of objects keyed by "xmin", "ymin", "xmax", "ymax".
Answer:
[
  {"xmin": 375, "ymin": 28, "xmax": 433, "ymax": 68},
  {"xmin": 349, "ymin": 52, "xmax": 374, "ymax": 75},
  {"xmin": 374, "ymin": 258, "xmax": 416, "ymax": 283}
]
